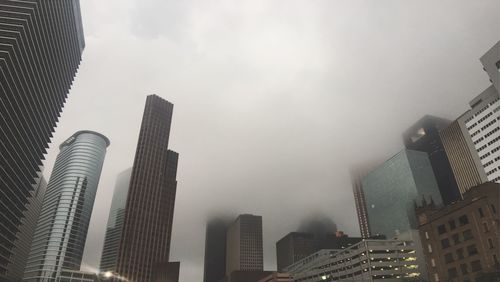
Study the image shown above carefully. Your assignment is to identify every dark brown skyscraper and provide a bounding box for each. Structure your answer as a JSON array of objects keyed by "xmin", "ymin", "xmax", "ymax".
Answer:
[{"xmin": 114, "ymin": 95, "xmax": 179, "ymax": 282}]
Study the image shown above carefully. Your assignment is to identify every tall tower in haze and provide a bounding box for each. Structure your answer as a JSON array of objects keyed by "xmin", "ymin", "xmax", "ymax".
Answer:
[
  {"xmin": 24, "ymin": 131, "xmax": 109, "ymax": 281},
  {"xmin": 0, "ymin": 1, "xmax": 85, "ymax": 279},
  {"xmin": 114, "ymin": 95, "xmax": 179, "ymax": 282},
  {"xmin": 226, "ymin": 214, "xmax": 264, "ymax": 277},
  {"xmin": 203, "ymin": 218, "xmax": 232, "ymax": 282}
]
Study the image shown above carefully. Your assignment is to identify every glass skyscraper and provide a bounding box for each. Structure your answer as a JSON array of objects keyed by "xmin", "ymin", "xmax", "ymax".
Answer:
[
  {"xmin": 0, "ymin": 1, "xmax": 85, "ymax": 279},
  {"xmin": 362, "ymin": 149, "xmax": 443, "ymax": 238},
  {"xmin": 100, "ymin": 168, "xmax": 132, "ymax": 272},
  {"xmin": 24, "ymin": 131, "xmax": 110, "ymax": 281}
]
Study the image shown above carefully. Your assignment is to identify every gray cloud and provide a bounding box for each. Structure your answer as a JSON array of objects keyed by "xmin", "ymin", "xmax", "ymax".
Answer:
[{"xmin": 40, "ymin": 0, "xmax": 500, "ymax": 281}]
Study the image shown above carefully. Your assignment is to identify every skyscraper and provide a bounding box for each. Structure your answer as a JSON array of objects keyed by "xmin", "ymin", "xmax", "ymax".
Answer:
[
  {"xmin": 0, "ymin": 1, "xmax": 85, "ymax": 278},
  {"xmin": 226, "ymin": 214, "xmax": 264, "ymax": 277},
  {"xmin": 403, "ymin": 115, "xmax": 461, "ymax": 205},
  {"xmin": 24, "ymin": 131, "xmax": 110, "ymax": 281},
  {"xmin": 113, "ymin": 95, "xmax": 179, "ymax": 282},
  {"xmin": 203, "ymin": 218, "xmax": 232, "ymax": 282},
  {"xmin": 276, "ymin": 232, "xmax": 316, "ymax": 272},
  {"xmin": 362, "ymin": 149, "xmax": 443, "ymax": 238},
  {"xmin": 100, "ymin": 168, "xmax": 132, "ymax": 272}
]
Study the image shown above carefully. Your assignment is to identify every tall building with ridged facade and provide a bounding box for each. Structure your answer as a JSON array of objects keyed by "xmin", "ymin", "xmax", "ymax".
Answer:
[
  {"xmin": 0, "ymin": 1, "xmax": 85, "ymax": 279},
  {"xmin": 24, "ymin": 131, "xmax": 109, "ymax": 281},
  {"xmin": 109, "ymin": 95, "xmax": 179, "ymax": 282}
]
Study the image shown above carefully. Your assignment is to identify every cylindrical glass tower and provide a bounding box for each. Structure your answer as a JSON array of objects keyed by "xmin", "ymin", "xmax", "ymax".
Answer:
[{"xmin": 24, "ymin": 131, "xmax": 110, "ymax": 281}]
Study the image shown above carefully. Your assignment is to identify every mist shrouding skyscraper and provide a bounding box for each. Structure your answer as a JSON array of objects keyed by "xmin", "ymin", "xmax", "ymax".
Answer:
[
  {"xmin": 226, "ymin": 214, "xmax": 264, "ymax": 277},
  {"xmin": 100, "ymin": 168, "xmax": 132, "ymax": 272},
  {"xmin": 276, "ymin": 232, "xmax": 315, "ymax": 272},
  {"xmin": 113, "ymin": 95, "xmax": 179, "ymax": 282},
  {"xmin": 403, "ymin": 116, "xmax": 461, "ymax": 205},
  {"xmin": 0, "ymin": 1, "xmax": 85, "ymax": 279},
  {"xmin": 24, "ymin": 131, "xmax": 110, "ymax": 281},
  {"xmin": 203, "ymin": 218, "xmax": 232, "ymax": 282}
]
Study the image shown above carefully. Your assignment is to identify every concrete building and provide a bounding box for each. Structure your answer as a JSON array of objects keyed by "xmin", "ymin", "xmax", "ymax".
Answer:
[
  {"xmin": 24, "ymin": 131, "xmax": 110, "ymax": 281},
  {"xmin": 362, "ymin": 149, "xmax": 443, "ymax": 238},
  {"xmin": 203, "ymin": 217, "xmax": 233, "ymax": 282},
  {"xmin": 100, "ymin": 168, "xmax": 132, "ymax": 272},
  {"xmin": 416, "ymin": 182, "xmax": 499, "ymax": 282},
  {"xmin": 284, "ymin": 239, "xmax": 422, "ymax": 282},
  {"xmin": 463, "ymin": 41, "xmax": 500, "ymax": 184},
  {"xmin": 59, "ymin": 270, "xmax": 99, "ymax": 282},
  {"xmin": 226, "ymin": 214, "xmax": 264, "ymax": 276},
  {"xmin": 258, "ymin": 272, "xmax": 292, "ymax": 282},
  {"xmin": 113, "ymin": 95, "xmax": 179, "ymax": 282},
  {"xmin": 403, "ymin": 116, "xmax": 461, "ymax": 205},
  {"xmin": 0, "ymin": 1, "xmax": 85, "ymax": 279},
  {"xmin": 440, "ymin": 118, "xmax": 488, "ymax": 195}
]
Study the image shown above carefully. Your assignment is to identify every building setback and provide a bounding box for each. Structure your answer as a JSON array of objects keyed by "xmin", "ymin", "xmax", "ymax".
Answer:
[
  {"xmin": 100, "ymin": 168, "xmax": 132, "ymax": 272},
  {"xmin": 226, "ymin": 214, "xmax": 264, "ymax": 277},
  {"xmin": 114, "ymin": 95, "xmax": 179, "ymax": 282},
  {"xmin": 403, "ymin": 115, "xmax": 461, "ymax": 205},
  {"xmin": 203, "ymin": 217, "xmax": 233, "ymax": 282},
  {"xmin": 0, "ymin": 0, "xmax": 85, "ymax": 279},
  {"xmin": 24, "ymin": 131, "xmax": 110, "ymax": 281},
  {"xmin": 416, "ymin": 182, "xmax": 499, "ymax": 282}
]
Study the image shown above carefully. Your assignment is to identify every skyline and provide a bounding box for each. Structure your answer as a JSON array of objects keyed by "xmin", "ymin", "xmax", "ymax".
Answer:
[{"xmin": 33, "ymin": 1, "xmax": 500, "ymax": 281}]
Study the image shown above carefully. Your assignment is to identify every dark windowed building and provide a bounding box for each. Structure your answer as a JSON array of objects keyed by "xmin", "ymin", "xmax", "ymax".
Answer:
[
  {"xmin": 416, "ymin": 182, "xmax": 499, "ymax": 282},
  {"xmin": 109, "ymin": 95, "xmax": 179, "ymax": 282},
  {"xmin": 403, "ymin": 115, "xmax": 461, "ymax": 205},
  {"xmin": 0, "ymin": 0, "xmax": 85, "ymax": 279},
  {"xmin": 203, "ymin": 217, "xmax": 233, "ymax": 282}
]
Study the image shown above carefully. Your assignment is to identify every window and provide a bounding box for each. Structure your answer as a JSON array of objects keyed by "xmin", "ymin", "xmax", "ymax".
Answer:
[
  {"xmin": 457, "ymin": 248, "xmax": 464, "ymax": 259},
  {"xmin": 425, "ymin": 231, "xmax": 429, "ymax": 239},
  {"xmin": 467, "ymin": 244, "xmax": 478, "ymax": 256},
  {"xmin": 460, "ymin": 263, "xmax": 468, "ymax": 275},
  {"xmin": 444, "ymin": 253, "xmax": 454, "ymax": 264},
  {"xmin": 483, "ymin": 222, "xmax": 489, "ymax": 232},
  {"xmin": 492, "ymin": 204, "xmax": 497, "ymax": 214},
  {"xmin": 431, "ymin": 258, "xmax": 436, "ymax": 267},
  {"xmin": 437, "ymin": 224, "xmax": 447, "ymax": 234},
  {"xmin": 433, "ymin": 273, "xmax": 439, "ymax": 282},
  {"xmin": 448, "ymin": 220, "xmax": 456, "ymax": 230},
  {"xmin": 496, "ymin": 60, "xmax": 500, "ymax": 71},
  {"xmin": 488, "ymin": 238, "xmax": 494, "ymax": 249},
  {"xmin": 478, "ymin": 207, "xmax": 484, "ymax": 218},
  {"xmin": 459, "ymin": 215, "xmax": 469, "ymax": 226},
  {"xmin": 470, "ymin": 260, "xmax": 482, "ymax": 272},
  {"xmin": 463, "ymin": 229, "xmax": 473, "ymax": 241},
  {"xmin": 441, "ymin": 238, "xmax": 451, "ymax": 249},
  {"xmin": 452, "ymin": 234, "xmax": 460, "ymax": 245},
  {"xmin": 493, "ymin": 254, "xmax": 499, "ymax": 266},
  {"xmin": 428, "ymin": 244, "xmax": 433, "ymax": 253},
  {"xmin": 447, "ymin": 267, "xmax": 458, "ymax": 278}
]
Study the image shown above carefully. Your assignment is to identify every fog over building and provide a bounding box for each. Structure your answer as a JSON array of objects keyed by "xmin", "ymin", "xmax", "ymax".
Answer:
[
  {"xmin": 203, "ymin": 217, "xmax": 233, "ymax": 282},
  {"xmin": 0, "ymin": 0, "xmax": 85, "ymax": 279},
  {"xmin": 24, "ymin": 131, "xmax": 109, "ymax": 281}
]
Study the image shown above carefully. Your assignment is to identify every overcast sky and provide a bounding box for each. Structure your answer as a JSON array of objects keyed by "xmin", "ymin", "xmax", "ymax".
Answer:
[{"xmin": 41, "ymin": 0, "xmax": 499, "ymax": 281}]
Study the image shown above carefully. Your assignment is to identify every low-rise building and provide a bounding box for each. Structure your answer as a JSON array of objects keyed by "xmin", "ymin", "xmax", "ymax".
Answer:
[
  {"xmin": 416, "ymin": 182, "xmax": 500, "ymax": 282},
  {"xmin": 284, "ymin": 239, "xmax": 422, "ymax": 282}
]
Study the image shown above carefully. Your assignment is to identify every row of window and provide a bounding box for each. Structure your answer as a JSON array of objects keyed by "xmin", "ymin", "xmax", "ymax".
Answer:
[
  {"xmin": 447, "ymin": 259, "xmax": 482, "ymax": 279},
  {"xmin": 437, "ymin": 215, "xmax": 469, "ymax": 234}
]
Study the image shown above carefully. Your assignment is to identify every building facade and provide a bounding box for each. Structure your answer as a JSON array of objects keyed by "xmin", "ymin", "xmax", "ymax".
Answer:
[
  {"xmin": 362, "ymin": 149, "xmax": 443, "ymax": 238},
  {"xmin": 0, "ymin": 0, "xmax": 85, "ymax": 279},
  {"xmin": 284, "ymin": 240, "xmax": 422, "ymax": 282},
  {"xmin": 440, "ymin": 118, "xmax": 488, "ymax": 196},
  {"xmin": 226, "ymin": 214, "xmax": 264, "ymax": 276},
  {"xmin": 114, "ymin": 95, "xmax": 179, "ymax": 282},
  {"xmin": 24, "ymin": 131, "xmax": 110, "ymax": 281},
  {"xmin": 100, "ymin": 168, "xmax": 132, "ymax": 272},
  {"xmin": 204, "ymin": 217, "xmax": 233, "ymax": 282},
  {"xmin": 276, "ymin": 232, "xmax": 316, "ymax": 272},
  {"xmin": 463, "ymin": 41, "xmax": 500, "ymax": 184},
  {"xmin": 416, "ymin": 182, "xmax": 499, "ymax": 282},
  {"xmin": 403, "ymin": 116, "xmax": 461, "ymax": 205},
  {"xmin": 258, "ymin": 272, "xmax": 292, "ymax": 282}
]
